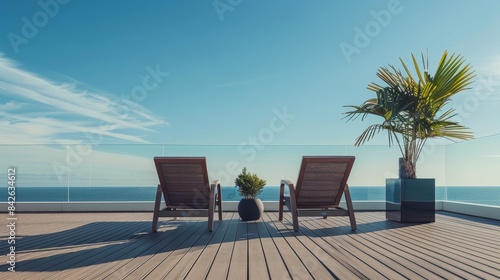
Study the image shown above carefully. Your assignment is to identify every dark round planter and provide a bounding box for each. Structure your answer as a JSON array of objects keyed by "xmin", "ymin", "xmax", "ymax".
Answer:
[{"xmin": 238, "ymin": 198, "xmax": 264, "ymax": 221}]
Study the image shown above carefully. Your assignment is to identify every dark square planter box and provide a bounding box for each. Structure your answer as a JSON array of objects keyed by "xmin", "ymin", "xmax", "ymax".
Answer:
[{"xmin": 386, "ymin": 178, "xmax": 435, "ymax": 223}]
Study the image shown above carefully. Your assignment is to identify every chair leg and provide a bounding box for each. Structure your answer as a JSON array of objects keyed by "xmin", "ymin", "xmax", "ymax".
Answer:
[
  {"xmin": 208, "ymin": 212, "xmax": 214, "ymax": 232},
  {"xmin": 292, "ymin": 209, "xmax": 299, "ymax": 232},
  {"xmin": 285, "ymin": 182, "xmax": 299, "ymax": 232},
  {"xmin": 217, "ymin": 184, "xmax": 223, "ymax": 220},
  {"xmin": 282, "ymin": 196, "xmax": 298, "ymax": 230},
  {"xmin": 278, "ymin": 200, "xmax": 283, "ymax": 221},
  {"xmin": 217, "ymin": 200, "xmax": 222, "ymax": 221},
  {"xmin": 344, "ymin": 185, "xmax": 357, "ymax": 231},
  {"xmin": 152, "ymin": 184, "xmax": 162, "ymax": 232},
  {"xmin": 278, "ymin": 183, "xmax": 285, "ymax": 221},
  {"xmin": 208, "ymin": 183, "xmax": 216, "ymax": 232}
]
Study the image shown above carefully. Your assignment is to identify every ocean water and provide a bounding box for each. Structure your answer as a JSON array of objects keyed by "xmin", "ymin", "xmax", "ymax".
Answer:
[{"xmin": 2, "ymin": 186, "xmax": 500, "ymax": 206}]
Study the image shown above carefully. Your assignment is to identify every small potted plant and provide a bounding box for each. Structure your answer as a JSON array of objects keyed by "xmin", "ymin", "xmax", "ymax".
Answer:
[
  {"xmin": 235, "ymin": 167, "xmax": 266, "ymax": 221},
  {"xmin": 344, "ymin": 50, "xmax": 474, "ymax": 223}
]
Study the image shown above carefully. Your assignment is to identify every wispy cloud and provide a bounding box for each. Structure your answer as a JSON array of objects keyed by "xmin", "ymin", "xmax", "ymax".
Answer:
[{"xmin": 0, "ymin": 55, "xmax": 167, "ymax": 144}]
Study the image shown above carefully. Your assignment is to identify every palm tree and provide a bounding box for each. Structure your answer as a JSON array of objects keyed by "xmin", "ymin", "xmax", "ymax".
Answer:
[{"xmin": 344, "ymin": 50, "xmax": 475, "ymax": 179}]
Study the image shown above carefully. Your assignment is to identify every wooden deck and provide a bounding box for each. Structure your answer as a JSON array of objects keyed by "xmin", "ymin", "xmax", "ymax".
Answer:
[{"xmin": 1, "ymin": 211, "xmax": 499, "ymax": 279}]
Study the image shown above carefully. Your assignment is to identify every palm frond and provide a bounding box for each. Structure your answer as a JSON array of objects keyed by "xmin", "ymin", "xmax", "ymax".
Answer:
[{"xmin": 344, "ymin": 50, "xmax": 474, "ymax": 178}]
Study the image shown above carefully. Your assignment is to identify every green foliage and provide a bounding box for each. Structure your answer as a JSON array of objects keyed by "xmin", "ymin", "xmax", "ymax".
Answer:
[
  {"xmin": 344, "ymin": 50, "xmax": 474, "ymax": 179},
  {"xmin": 234, "ymin": 167, "xmax": 266, "ymax": 199}
]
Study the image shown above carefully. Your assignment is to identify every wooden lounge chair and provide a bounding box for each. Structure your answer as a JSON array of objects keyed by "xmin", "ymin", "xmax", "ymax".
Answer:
[
  {"xmin": 279, "ymin": 156, "xmax": 357, "ymax": 232},
  {"xmin": 152, "ymin": 157, "xmax": 222, "ymax": 232}
]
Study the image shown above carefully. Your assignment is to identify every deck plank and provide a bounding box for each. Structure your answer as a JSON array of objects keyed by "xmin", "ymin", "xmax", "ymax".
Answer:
[
  {"xmin": 266, "ymin": 213, "xmax": 339, "ymax": 279},
  {"xmin": 268, "ymin": 212, "xmax": 370, "ymax": 280},
  {"xmin": 7, "ymin": 214, "xmax": 151, "ymax": 280},
  {"xmin": 121, "ymin": 219, "xmax": 205, "ymax": 279},
  {"xmin": 182, "ymin": 212, "xmax": 232, "ymax": 279},
  {"xmin": 293, "ymin": 214, "xmax": 407, "ymax": 279},
  {"xmin": 140, "ymin": 220, "xmax": 210, "ymax": 279},
  {"xmin": 353, "ymin": 212, "xmax": 496, "ymax": 279},
  {"xmin": 343, "ymin": 219, "xmax": 455, "ymax": 279},
  {"xmin": 100, "ymin": 215, "xmax": 224, "ymax": 279},
  {"xmin": 260, "ymin": 213, "xmax": 315, "ymax": 280},
  {"xmin": 247, "ymin": 221, "xmax": 270, "ymax": 280},
  {"xmin": 0, "ymin": 211, "xmax": 499, "ymax": 279},
  {"xmin": 255, "ymin": 219, "xmax": 291, "ymax": 279},
  {"xmin": 226, "ymin": 216, "xmax": 248, "ymax": 279},
  {"xmin": 205, "ymin": 213, "xmax": 239, "ymax": 280},
  {"xmin": 163, "ymin": 215, "xmax": 228, "ymax": 279}
]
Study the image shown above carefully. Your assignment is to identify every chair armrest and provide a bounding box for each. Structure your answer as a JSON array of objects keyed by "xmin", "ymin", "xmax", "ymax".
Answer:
[
  {"xmin": 280, "ymin": 179, "xmax": 297, "ymax": 211},
  {"xmin": 281, "ymin": 179, "xmax": 294, "ymax": 186},
  {"xmin": 211, "ymin": 179, "xmax": 222, "ymax": 219},
  {"xmin": 211, "ymin": 179, "xmax": 221, "ymax": 195},
  {"xmin": 211, "ymin": 179, "xmax": 221, "ymax": 187},
  {"xmin": 211, "ymin": 179, "xmax": 222, "ymax": 203},
  {"xmin": 280, "ymin": 180, "xmax": 295, "ymax": 197}
]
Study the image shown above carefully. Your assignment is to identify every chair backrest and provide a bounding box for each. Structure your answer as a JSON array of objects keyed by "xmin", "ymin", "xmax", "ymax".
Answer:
[
  {"xmin": 154, "ymin": 157, "xmax": 210, "ymax": 209},
  {"xmin": 295, "ymin": 156, "xmax": 355, "ymax": 208}
]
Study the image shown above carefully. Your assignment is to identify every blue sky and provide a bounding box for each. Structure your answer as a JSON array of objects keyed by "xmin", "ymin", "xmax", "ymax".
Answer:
[{"xmin": 1, "ymin": 0, "xmax": 499, "ymax": 187}]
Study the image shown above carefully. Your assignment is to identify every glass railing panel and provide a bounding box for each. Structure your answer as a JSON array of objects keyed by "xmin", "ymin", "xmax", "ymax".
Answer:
[
  {"xmin": 67, "ymin": 144, "xmax": 163, "ymax": 201},
  {"xmin": 204, "ymin": 144, "xmax": 349, "ymax": 186},
  {"xmin": 200, "ymin": 144, "xmax": 351, "ymax": 202},
  {"xmin": 0, "ymin": 145, "xmax": 69, "ymax": 202},
  {"xmin": 445, "ymin": 134, "xmax": 500, "ymax": 206},
  {"xmin": 346, "ymin": 145, "xmax": 400, "ymax": 187},
  {"xmin": 346, "ymin": 144, "xmax": 447, "ymax": 201},
  {"xmin": 2, "ymin": 140, "xmax": 497, "ymax": 206}
]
